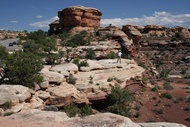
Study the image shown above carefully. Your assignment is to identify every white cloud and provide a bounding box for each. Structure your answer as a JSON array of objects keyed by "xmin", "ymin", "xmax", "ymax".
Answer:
[
  {"xmin": 30, "ymin": 16, "xmax": 58, "ymax": 28},
  {"xmin": 30, "ymin": 11, "xmax": 190, "ymax": 29},
  {"xmin": 36, "ymin": 15, "xmax": 43, "ymax": 19},
  {"xmin": 10, "ymin": 20, "xmax": 18, "ymax": 23},
  {"xmin": 101, "ymin": 11, "xmax": 190, "ymax": 28}
]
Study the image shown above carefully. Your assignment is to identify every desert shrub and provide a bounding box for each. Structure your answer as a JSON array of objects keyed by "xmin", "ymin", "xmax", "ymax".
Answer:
[
  {"xmin": 107, "ymin": 77, "xmax": 114, "ymax": 82},
  {"xmin": 86, "ymin": 48, "xmax": 95, "ymax": 60},
  {"xmin": 160, "ymin": 69, "xmax": 170, "ymax": 79},
  {"xmin": 105, "ymin": 51, "xmax": 117, "ymax": 59},
  {"xmin": 66, "ymin": 74, "xmax": 77, "ymax": 85},
  {"xmin": 107, "ymin": 77, "xmax": 122, "ymax": 84},
  {"xmin": 62, "ymin": 104, "xmax": 93, "ymax": 117},
  {"xmin": 62, "ymin": 104, "xmax": 82, "ymax": 117},
  {"xmin": 134, "ymin": 105, "xmax": 141, "ymax": 111},
  {"xmin": 151, "ymin": 85, "xmax": 160, "ymax": 92},
  {"xmin": 43, "ymin": 105, "xmax": 58, "ymax": 111},
  {"xmin": 63, "ymin": 31, "xmax": 89, "ymax": 47},
  {"xmin": 114, "ymin": 78, "xmax": 123, "ymax": 84},
  {"xmin": 173, "ymin": 97, "xmax": 184, "ymax": 103},
  {"xmin": 138, "ymin": 62, "xmax": 147, "ymax": 69},
  {"xmin": 73, "ymin": 57, "xmax": 80, "ymax": 65},
  {"xmin": 149, "ymin": 79, "xmax": 157, "ymax": 85},
  {"xmin": 106, "ymin": 85, "xmax": 135, "ymax": 117},
  {"xmin": 163, "ymin": 82, "xmax": 174, "ymax": 90},
  {"xmin": 185, "ymin": 117, "xmax": 190, "ymax": 121},
  {"xmin": 78, "ymin": 60, "xmax": 89, "ymax": 69},
  {"xmin": 81, "ymin": 104, "xmax": 94, "ymax": 116},
  {"xmin": 160, "ymin": 92, "xmax": 173, "ymax": 99}
]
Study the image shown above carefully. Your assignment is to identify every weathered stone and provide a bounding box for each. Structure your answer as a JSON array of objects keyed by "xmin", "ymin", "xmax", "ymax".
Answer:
[
  {"xmin": 40, "ymin": 68, "xmax": 65, "ymax": 84},
  {"xmin": 138, "ymin": 122, "xmax": 187, "ymax": 127},
  {"xmin": 50, "ymin": 63, "xmax": 78, "ymax": 75},
  {"xmin": 0, "ymin": 85, "xmax": 31, "ymax": 105},
  {"xmin": 122, "ymin": 25, "xmax": 142, "ymax": 44},
  {"xmin": 75, "ymin": 59, "xmax": 144, "ymax": 100},
  {"xmin": 36, "ymin": 90, "xmax": 51, "ymax": 100},
  {"xmin": 46, "ymin": 82, "xmax": 89, "ymax": 107},
  {"xmin": 49, "ymin": 5, "xmax": 102, "ymax": 33}
]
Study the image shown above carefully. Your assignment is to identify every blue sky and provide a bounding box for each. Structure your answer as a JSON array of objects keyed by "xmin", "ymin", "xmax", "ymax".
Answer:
[{"xmin": 0, "ymin": 0, "xmax": 190, "ymax": 31}]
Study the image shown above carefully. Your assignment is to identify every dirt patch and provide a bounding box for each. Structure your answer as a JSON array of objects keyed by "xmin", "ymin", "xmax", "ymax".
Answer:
[{"xmin": 131, "ymin": 79, "xmax": 190, "ymax": 127}]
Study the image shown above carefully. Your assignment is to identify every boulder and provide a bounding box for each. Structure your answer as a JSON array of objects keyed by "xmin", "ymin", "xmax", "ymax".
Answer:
[
  {"xmin": 36, "ymin": 90, "xmax": 51, "ymax": 100},
  {"xmin": 0, "ymin": 85, "xmax": 31, "ymax": 105},
  {"xmin": 40, "ymin": 68, "xmax": 65, "ymax": 84},
  {"xmin": 6, "ymin": 110, "xmax": 140, "ymax": 127},
  {"xmin": 122, "ymin": 25, "xmax": 142, "ymax": 44},
  {"xmin": 46, "ymin": 82, "xmax": 89, "ymax": 107},
  {"xmin": 50, "ymin": 63, "xmax": 78, "ymax": 75},
  {"xmin": 3, "ymin": 109, "xmax": 187, "ymax": 127}
]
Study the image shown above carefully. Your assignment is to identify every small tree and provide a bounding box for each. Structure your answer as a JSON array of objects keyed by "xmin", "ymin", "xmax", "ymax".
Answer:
[
  {"xmin": 107, "ymin": 85, "xmax": 135, "ymax": 117},
  {"xmin": 3, "ymin": 51, "xmax": 43, "ymax": 87}
]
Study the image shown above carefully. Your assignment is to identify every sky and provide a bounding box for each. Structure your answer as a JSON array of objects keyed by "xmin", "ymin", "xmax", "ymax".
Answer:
[{"xmin": 0, "ymin": 0, "xmax": 190, "ymax": 31}]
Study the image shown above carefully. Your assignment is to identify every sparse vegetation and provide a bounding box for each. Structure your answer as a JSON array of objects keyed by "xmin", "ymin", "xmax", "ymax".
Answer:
[
  {"xmin": 66, "ymin": 74, "xmax": 77, "ymax": 85},
  {"xmin": 163, "ymin": 82, "xmax": 174, "ymax": 90},
  {"xmin": 106, "ymin": 85, "xmax": 135, "ymax": 117},
  {"xmin": 86, "ymin": 48, "xmax": 96, "ymax": 60},
  {"xmin": 105, "ymin": 51, "xmax": 117, "ymax": 59},
  {"xmin": 160, "ymin": 92, "xmax": 173, "ymax": 99},
  {"xmin": 62, "ymin": 104, "xmax": 93, "ymax": 117}
]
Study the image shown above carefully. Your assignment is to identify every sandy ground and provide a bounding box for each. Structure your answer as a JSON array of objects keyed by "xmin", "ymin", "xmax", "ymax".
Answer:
[{"xmin": 131, "ymin": 79, "xmax": 190, "ymax": 127}]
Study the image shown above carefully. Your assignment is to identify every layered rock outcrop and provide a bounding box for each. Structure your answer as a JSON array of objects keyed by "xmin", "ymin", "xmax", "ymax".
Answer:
[{"xmin": 49, "ymin": 5, "xmax": 102, "ymax": 34}]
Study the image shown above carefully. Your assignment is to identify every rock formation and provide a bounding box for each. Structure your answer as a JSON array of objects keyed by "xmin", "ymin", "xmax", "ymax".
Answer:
[
  {"xmin": 0, "ymin": 109, "xmax": 186, "ymax": 127},
  {"xmin": 49, "ymin": 5, "xmax": 102, "ymax": 34}
]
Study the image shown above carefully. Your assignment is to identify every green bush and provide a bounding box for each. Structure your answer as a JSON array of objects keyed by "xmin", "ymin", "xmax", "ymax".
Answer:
[
  {"xmin": 3, "ymin": 51, "xmax": 43, "ymax": 87},
  {"xmin": 107, "ymin": 77, "xmax": 114, "ymax": 82},
  {"xmin": 62, "ymin": 30, "xmax": 89, "ymax": 47},
  {"xmin": 151, "ymin": 86, "xmax": 160, "ymax": 92},
  {"xmin": 73, "ymin": 57, "xmax": 80, "ymax": 65},
  {"xmin": 105, "ymin": 51, "xmax": 117, "ymax": 59},
  {"xmin": 62, "ymin": 104, "xmax": 82, "ymax": 117},
  {"xmin": 78, "ymin": 60, "xmax": 89, "ymax": 68},
  {"xmin": 62, "ymin": 104, "xmax": 93, "ymax": 117},
  {"xmin": 106, "ymin": 85, "xmax": 135, "ymax": 117},
  {"xmin": 86, "ymin": 49, "xmax": 95, "ymax": 60},
  {"xmin": 66, "ymin": 74, "xmax": 77, "ymax": 85},
  {"xmin": 149, "ymin": 79, "xmax": 157, "ymax": 85},
  {"xmin": 163, "ymin": 82, "xmax": 173, "ymax": 90},
  {"xmin": 160, "ymin": 70, "xmax": 170, "ymax": 79},
  {"xmin": 160, "ymin": 92, "xmax": 173, "ymax": 99},
  {"xmin": 81, "ymin": 104, "xmax": 94, "ymax": 116}
]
